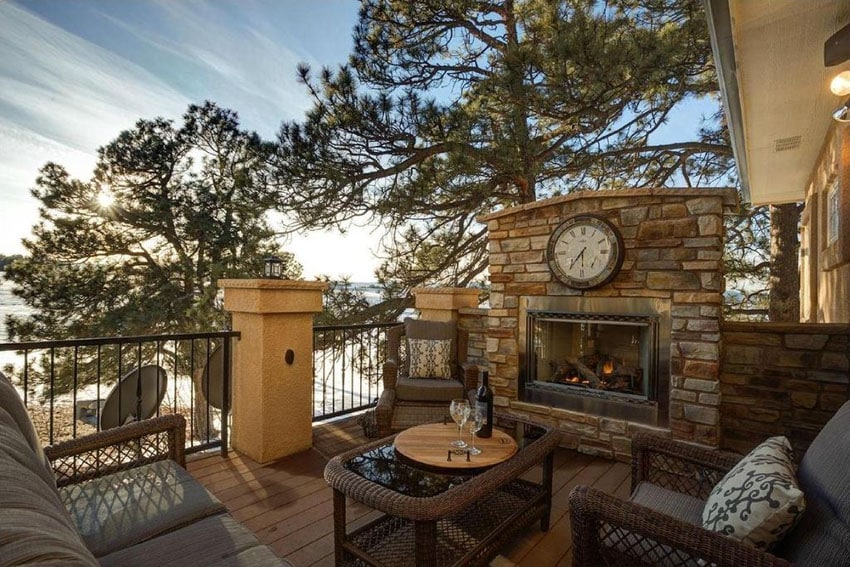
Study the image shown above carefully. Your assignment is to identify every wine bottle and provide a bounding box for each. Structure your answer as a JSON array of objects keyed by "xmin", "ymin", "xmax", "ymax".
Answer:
[{"xmin": 476, "ymin": 369, "xmax": 494, "ymax": 438}]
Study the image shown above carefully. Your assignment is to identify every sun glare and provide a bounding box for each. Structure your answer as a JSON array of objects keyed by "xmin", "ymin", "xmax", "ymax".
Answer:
[{"xmin": 96, "ymin": 189, "xmax": 115, "ymax": 209}]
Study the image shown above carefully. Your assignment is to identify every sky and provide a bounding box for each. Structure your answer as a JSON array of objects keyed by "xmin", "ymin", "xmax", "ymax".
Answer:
[
  {"xmin": 0, "ymin": 0, "xmax": 715, "ymax": 282},
  {"xmin": 0, "ymin": 0, "xmax": 385, "ymax": 280}
]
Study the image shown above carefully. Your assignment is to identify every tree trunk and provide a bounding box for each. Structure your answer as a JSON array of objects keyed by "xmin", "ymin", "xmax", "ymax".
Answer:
[{"xmin": 768, "ymin": 203, "xmax": 801, "ymax": 322}]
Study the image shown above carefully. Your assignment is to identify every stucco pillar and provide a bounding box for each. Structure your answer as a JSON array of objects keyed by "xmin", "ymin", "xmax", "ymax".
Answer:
[
  {"xmin": 412, "ymin": 287, "xmax": 480, "ymax": 321},
  {"xmin": 219, "ymin": 279, "xmax": 327, "ymax": 463}
]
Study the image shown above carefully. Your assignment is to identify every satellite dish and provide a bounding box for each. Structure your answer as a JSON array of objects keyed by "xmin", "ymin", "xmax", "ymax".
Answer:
[
  {"xmin": 99, "ymin": 365, "xmax": 168, "ymax": 430},
  {"xmin": 825, "ymin": 21, "xmax": 850, "ymax": 66},
  {"xmin": 200, "ymin": 346, "xmax": 230, "ymax": 411}
]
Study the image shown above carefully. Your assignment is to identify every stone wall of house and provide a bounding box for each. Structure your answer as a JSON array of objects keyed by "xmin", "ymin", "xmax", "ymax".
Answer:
[
  {"xmin": 720, "ymin": 321, "xmax": 850, "ymax": 457},
  {"xmin": 478, "ymin": 188, "xmax": 738, "ymax": 460}
]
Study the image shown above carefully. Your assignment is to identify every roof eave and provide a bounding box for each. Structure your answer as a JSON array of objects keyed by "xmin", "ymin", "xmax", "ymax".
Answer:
[{"xmin": 704, "ymin": 0, "xmax": 751, "ymax": 204}]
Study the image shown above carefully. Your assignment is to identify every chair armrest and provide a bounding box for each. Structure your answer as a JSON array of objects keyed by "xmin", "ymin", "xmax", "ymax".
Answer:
[
  {"xmin": 45, "ymin": 414, "xmax": 186, "ymax": 487},
  {"xmin": 569, "ymin": 485, "xmax": 791, "ymax": 567},
  {"xmin": 382, "ymin": 359, "xmax": 399, "ymax": 389},
  {"xmin": 460, "ymin": 361, "xmax": 478, "ymax": 392},
  {"xmin": 632, "ymin": 433, "xmax": 741, "ymax": 499},
  {"xmin": 374, "ymin": 389, "xmax": 395, "ymax": 437}
]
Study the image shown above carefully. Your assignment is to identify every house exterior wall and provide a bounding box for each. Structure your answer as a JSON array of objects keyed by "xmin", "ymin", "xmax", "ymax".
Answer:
[{"xmin": 801, "ymin": 124, "xmax": 850, "ymax": 323}]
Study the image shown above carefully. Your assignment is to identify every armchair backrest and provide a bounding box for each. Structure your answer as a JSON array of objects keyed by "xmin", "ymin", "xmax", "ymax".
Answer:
[
  {"xmin": 774, "ymin": 400, "xmax": 850, "ymax": 565},
  {"xmin": 389, "ymin": 318, "xmax": 466, "ymax": 380}
]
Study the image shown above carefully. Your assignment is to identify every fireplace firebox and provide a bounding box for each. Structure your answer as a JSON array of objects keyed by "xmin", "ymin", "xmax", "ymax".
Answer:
[
  {"xmin": 527, "ymin": 311, "xmax": 657, "ymax": 397},
  {"xmin": 519, "ymin": 297, "xmax": 670, "ymax": 425}
]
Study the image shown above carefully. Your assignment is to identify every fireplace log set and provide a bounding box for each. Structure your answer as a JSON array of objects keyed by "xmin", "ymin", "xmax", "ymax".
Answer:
[{"xmin": 549, "ymin": 355, "xmax": 642, "ymax": 394}]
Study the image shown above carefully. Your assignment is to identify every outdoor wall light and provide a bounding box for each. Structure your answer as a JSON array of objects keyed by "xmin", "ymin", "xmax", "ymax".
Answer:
[
  {"xmin": 832, "ymin": 101, "xmax": 850, "ymax": 123},
  {"xmin": 262, "ymin": 256, "xmax": 284, "ymax": 279},
  {"xmin": 830, "ymin": 71, "xmax": 850, "ymax": 123},
  {"xmin": 830, "ymin": 70, "xmax": 850, "ymax": 96},
  {"xmin": 825, "ymin": 23, "xmax": 850, "ymax": 122}
]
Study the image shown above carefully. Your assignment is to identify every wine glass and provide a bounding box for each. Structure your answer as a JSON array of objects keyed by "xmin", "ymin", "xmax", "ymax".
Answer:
[
  {"xmin": 468, "ymin": 405, "xmax": 484, "ymax": 456},
  {"xmin": 449, "ymin": 399, "xmax": 470, "ymax": 449}
]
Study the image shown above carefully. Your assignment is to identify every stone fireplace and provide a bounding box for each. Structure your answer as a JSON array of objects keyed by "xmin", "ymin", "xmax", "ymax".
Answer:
[{"xmin": 479, "ymin": 188, "xmax": 738, "ymax": 460}]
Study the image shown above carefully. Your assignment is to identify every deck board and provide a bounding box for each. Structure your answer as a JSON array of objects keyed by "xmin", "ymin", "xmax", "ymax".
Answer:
[{"xmin": 187, "ymin": 416, "xmax": 631, "ymax": 566}]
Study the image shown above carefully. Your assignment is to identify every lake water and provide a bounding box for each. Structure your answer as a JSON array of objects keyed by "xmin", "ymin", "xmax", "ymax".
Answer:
[
  {"xmin": 0, "ymin": 275, "xmax": 31, "ymax": 343},
  {"xmin": 0, "ymin": 276, "xmax": 393, "ymax": 343}
]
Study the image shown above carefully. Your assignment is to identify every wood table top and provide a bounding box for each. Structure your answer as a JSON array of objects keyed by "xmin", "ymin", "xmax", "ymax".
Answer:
[{"xmin": 393, "ymin": 422, "xmax": 518, "ymax": 470}]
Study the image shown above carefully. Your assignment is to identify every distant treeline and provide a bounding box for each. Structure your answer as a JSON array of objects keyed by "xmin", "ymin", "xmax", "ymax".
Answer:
[{"xmin": 0, "ymin": 254, "xmax": 22, "ymax": 272}]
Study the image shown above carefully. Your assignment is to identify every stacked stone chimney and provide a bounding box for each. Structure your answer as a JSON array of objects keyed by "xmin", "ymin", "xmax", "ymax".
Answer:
[{"xmin": 478, "ymin": 188, "xmax": 738, "ymax": 460}]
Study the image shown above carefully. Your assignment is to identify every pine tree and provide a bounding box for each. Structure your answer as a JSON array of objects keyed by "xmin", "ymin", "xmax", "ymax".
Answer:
[
  {"xmin": 273, "ymin": 0, "xmax": 729, "ymax": 303},
  {"xmin": 4, "ymin": 102, "xmax": 300, "ymax": 395}
]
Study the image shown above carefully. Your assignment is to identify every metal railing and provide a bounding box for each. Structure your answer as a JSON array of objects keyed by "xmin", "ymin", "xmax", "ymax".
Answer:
[
  {"xmin": 312, "ymin": 322, "xmax": 399, "ymax": 421},
  {"xmin": 0, "ymin": 331, "xmax": 239, "ymax": 456}
]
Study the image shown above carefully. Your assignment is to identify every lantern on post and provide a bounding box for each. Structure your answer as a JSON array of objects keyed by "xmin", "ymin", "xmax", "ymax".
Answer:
[{"xmin": 262, "ymin": 256, "xmax": 284, "ymax": 279}]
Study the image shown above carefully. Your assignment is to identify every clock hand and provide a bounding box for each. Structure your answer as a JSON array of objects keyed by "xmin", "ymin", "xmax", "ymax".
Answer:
[{"xmin": 569, "ymin": 247, "xmax": 586, "ymax": 269}]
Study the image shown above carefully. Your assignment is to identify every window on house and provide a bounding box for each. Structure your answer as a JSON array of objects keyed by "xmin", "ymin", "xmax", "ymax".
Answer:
[{"xmin": 828, "ymin": 180, "xmax": 840, "ymax": 246}]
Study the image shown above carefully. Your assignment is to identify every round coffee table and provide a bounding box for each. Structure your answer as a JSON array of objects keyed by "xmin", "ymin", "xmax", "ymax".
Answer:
[{"xmin": 393, "ymin": 422, "xmax": 518, "ymax": 470}]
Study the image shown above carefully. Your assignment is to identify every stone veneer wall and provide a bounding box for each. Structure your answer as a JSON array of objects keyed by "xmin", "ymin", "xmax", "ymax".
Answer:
[
  {"xmin": 458, "ymin": 307, "xmax": 489, "ymax": 370},
  {"xmin": 720, "ymin": 322, "xmax": 850, "ymax": 457},
  {"xmin": 479, "ymin": 188, "xmax": 738, "ymax": 461}
]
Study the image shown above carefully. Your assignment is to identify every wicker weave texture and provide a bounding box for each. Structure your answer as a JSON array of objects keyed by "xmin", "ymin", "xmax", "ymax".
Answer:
[
  {"xmin": 570, "ymin": 434, "xmax": 793, "ymax": 567},
  {"xmin": 46, "ymin": 414, "xmax": 186, "ymax": 488},
  {"xmin": 327, "ymin": 416, "xmax": 559, "ymax": 566},
  {"xmin": 342, "ymin": 480, "xmax": 543, "ymax": 567}
]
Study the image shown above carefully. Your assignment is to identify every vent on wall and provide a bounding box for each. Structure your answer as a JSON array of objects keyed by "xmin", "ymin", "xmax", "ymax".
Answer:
[{"xmin": 774, "ymin": 136, "xmax": 802, "ymax": 152}]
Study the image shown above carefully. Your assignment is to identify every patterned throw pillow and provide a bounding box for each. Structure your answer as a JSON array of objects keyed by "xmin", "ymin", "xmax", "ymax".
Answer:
[
  {"xmin": 702, "ymin": 436, "xmax": 805, "ymax": 550},
  {"xmin": 407, "ymin": 338, "xmax": 452, "ymax": 379}
]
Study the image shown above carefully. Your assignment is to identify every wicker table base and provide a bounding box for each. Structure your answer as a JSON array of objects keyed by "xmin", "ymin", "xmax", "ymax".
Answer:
[
  {"xmin": 338, "ymin": 480, "xmax": 545, "ymax": 567},
  {"xmin": 325, "ymin": 416, "xmax": 558, "ymax": 567}
]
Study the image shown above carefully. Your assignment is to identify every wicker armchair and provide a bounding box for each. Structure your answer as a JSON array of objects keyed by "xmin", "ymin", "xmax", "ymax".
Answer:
[
  {"xmin": 374, "ymin": 318, "xmax": 478, "ymax": 437},
  {"xmin": 571, "ymin": 399, "xmax": 850, "ymax": 567},
  {"xmin": 570, "ymin": 433, "xmax": 792, "ymax": 566}
]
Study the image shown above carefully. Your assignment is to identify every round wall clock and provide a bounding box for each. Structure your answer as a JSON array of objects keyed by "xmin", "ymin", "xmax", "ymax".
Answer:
[{"xmin": 546, "ymin": 214, "xmax": 624, "ymax": 289}]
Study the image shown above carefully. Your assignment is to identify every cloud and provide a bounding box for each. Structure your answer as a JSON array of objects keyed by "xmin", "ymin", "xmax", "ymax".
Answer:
[
  {"xmin": 0, "ymin": 0, "xmax": 383, "ymax": 276},
  {"xmin": 0, "ymin": 2, "xmax": 189, "ymax": 252},
  {"xmin": 0, "ymin": 3, "xmax": 188, "ymax": 147},
  {"xmin": 94, "ymin": 0, "xmax": 316, "ymax": 135}
]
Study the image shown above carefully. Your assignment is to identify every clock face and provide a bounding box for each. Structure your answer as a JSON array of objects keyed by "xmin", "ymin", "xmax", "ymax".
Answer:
[{"xmin": 547, "ymin": 215, "xmax": 624, "ymax": 289}]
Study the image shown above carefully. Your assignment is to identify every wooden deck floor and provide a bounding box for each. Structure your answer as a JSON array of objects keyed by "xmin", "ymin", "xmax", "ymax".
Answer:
[{"xmin": 186, "ymin": 416, "xmax": 631, "ymax": 567}]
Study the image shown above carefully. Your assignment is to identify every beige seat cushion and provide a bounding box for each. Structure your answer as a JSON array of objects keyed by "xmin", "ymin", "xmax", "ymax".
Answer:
[
  {"xmin": 395, "ymin": 376, "xmax": 465, "ymax": 402},
  {"xmin": 60, "ymin": 459, "xmax": 226, "ymax": 557},
  {"xmin": 0, "ymin": 407, "xmax": 98, "ymax": 567},
  {"xmin": 98, "ymin": 514, "xmax": 291, "ymax": 567}
]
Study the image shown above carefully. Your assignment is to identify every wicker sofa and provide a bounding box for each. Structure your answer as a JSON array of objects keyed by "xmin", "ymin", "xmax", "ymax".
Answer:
[
  {"xmin": 0, "ymin": 371, "xmax": 290, "ymax": 566},
  {"xmin": 570, "ymin": 400, "xmax": 850, "ymax": 566}
]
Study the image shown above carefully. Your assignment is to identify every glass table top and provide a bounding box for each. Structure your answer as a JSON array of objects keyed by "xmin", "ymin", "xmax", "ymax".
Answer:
[{"xmin": 343, "ymin": 419, "xmax": 548, "ymax": 498}]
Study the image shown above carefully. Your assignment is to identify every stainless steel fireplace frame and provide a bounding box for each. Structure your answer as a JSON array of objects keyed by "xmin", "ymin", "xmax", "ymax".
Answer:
[{"xmin": 518, "ymin": 296, "xmax": 671, "ymax": 426}]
